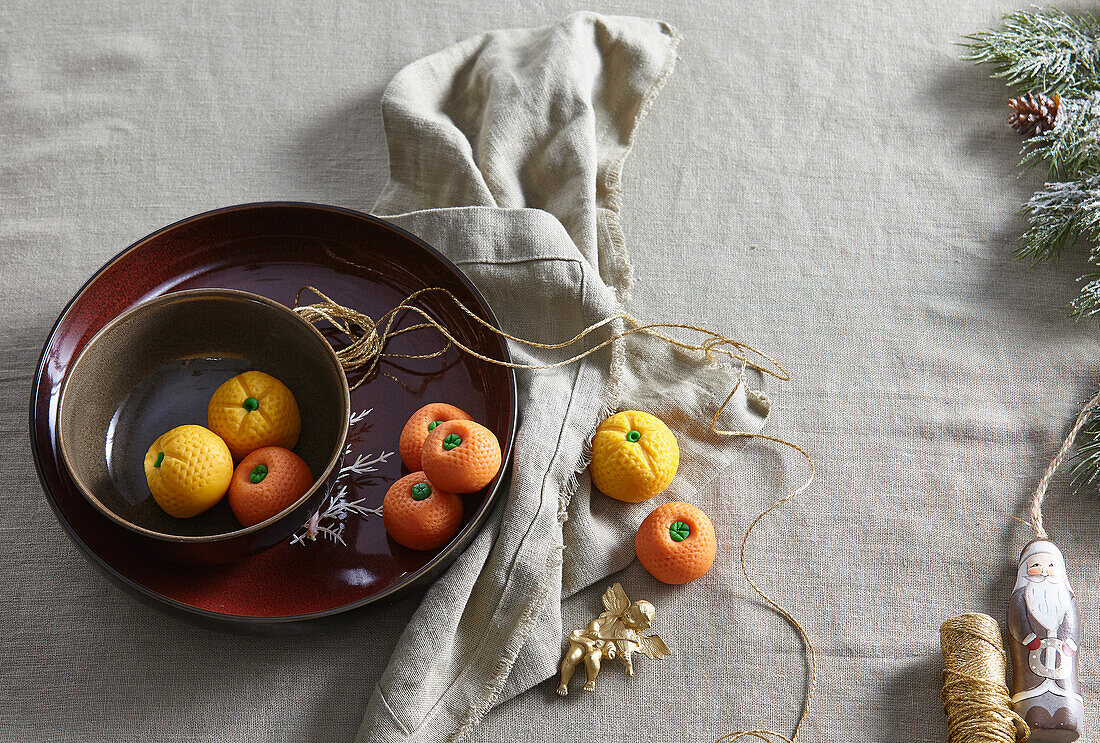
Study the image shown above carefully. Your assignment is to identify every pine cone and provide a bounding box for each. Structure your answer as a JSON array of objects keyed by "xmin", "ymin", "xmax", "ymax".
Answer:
[{"xmin": 1008, "ymin": 92, "xmax": 1061, "ymax": 137}]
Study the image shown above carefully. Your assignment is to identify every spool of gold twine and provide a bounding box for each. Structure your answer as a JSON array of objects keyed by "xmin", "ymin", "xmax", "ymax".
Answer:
[{"xmin": 940, "ymin": 613, "xmax": 1027, "ymax": 743}]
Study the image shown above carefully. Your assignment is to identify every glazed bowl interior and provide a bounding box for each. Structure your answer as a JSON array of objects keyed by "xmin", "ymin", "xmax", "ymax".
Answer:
[{"xmin": 57, "ymin": 289, "xmax": 349, "ymax": 541}]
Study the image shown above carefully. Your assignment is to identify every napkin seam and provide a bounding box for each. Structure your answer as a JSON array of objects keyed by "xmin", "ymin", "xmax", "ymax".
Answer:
[
  {"xmin": 376, "ymin": 688, "xmax": 413, "ymax": 738},
  {"xmin": 450, "ymin": 342, "xmax": 590, "ymax": 741},
  {"xmin": 384, "ymin": 256, "xmax": 589, "ymax": 734},
  {"xmin": 448, "ymin": 18, "xmax": 682, "ymax": 742}
]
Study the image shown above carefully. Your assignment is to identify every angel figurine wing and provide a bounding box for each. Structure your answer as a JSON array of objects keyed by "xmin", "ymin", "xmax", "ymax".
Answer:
[
  {"xmin": 602, "ymin": 582, "xmax": 630, "ymax": 617},
  {"xmin": 639, "ymin": 634, "xmax": 671, "ymax": 660}
]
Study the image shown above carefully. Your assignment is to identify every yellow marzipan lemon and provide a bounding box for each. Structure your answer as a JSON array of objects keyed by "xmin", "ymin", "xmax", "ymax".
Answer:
[
  {"xmin": 207, "ymin": 371, "xmax": 301, "ymax": 460},
  {"xmin": 144, "ymin": 424, "xmax": 233, "ymax": 518},
  {"xmin": 589, "ymin": 410, "xmax": 679, "ymax": 503}
]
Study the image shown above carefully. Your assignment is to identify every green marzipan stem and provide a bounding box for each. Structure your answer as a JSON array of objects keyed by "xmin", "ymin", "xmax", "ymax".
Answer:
[
  {"xmin": 411, "ymin": 482, "xmax": 432, "ymax": 501},
  {"xmin": 242, "ymin": 397, "xmax": 259, "ymax": 412},
  {"xmin": 669, "ymin": 521, "xmax": 690, "ymax": 542},
  {"xmin": 627, "ymin": 429, "xmax": 641, "ymax": 442},
  {"xmin": 443, "ymin": 433, "xmax": 463, "ymax": 451},
  {"xmin": 428, "ymin": 420, "xmax": 442, "ymax": 432},
  {"xmin": 249, "ymin": 464, "xmax": 269, "ymax": 483},
  {"xmin": 154, "ymin": 452, "xmax": 164, "ymax": 468}
]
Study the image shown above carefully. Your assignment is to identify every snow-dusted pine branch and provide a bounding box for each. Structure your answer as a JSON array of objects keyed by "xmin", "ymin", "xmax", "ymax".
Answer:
[
  {"xmin": 964, "ymin": 7, "xmax": 1100, "ymax": 97},
  {"xmin": 1072, "ymin": 273, "xmax": 1100, "ymax": 319},
  {"xmin": 1023, "ymin": 92, "xmax": 1100, "ymax": 178},
  {"xmin": 969, "ymin": 9, "xmax": 1100, "ymax": 494},
  {"xmin": 1017, "ymin": 175, "xmax": 1100, "ymax": 264}
]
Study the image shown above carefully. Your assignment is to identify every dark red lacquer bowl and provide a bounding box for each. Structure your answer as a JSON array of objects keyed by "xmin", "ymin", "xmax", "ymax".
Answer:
[{"xmin": 30, "ymin": 203, "xmax": 517, "ymax": 628}]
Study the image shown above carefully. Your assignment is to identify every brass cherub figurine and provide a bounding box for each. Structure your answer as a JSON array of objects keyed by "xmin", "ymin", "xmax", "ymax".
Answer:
[{"xmin": 556, "ymin": 582, "xmax": 671, "ymax": 695}]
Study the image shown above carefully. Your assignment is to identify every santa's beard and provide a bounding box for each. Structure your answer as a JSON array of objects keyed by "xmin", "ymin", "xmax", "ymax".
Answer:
[{"xmin": 1025, "ymin": 578, "xmax": 1071, "ymax": 634}]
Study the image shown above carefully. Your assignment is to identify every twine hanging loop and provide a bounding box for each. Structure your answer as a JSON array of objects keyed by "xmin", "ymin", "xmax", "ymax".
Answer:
[
  {"xmin": 293, "ymin": 287, "xmax": 386, "ymax": 383},
  {"xmin": 1028, "ymin": 391, "xmax": 1100, "ymax": 539}
]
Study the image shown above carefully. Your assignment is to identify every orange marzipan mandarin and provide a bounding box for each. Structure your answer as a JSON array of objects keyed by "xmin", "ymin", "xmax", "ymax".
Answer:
[
  {"xmin": 398, "ymin": 402, "xmax": 472, "ymax": 471},
  {"xmin": 228, "ymin": 446, "xmax": 314, "ymax": 527},
  {"xmin": 382, "ymin": 471, "xmax": 463, "ymax": 551},
  {"xmin": 635, "ymin": 501, "xmax": 717, "ymax": 584},
  {"xmin": 420, "ymin": 419, "xmax": 501, "ymax": 493}
]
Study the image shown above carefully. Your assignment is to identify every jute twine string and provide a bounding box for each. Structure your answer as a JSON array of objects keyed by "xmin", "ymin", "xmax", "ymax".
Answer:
[
  {"xmin": 715, "ymin": 437, "xmax": 816, "ymax": 743},
  {"xmin": 294, "ymin": 286, "xmax": 791, "ymax": 387},
  {"xmin": 294, "ymin": 285, "xmax": 817, "ymax": 743},
  {"xmin": 940, "ymin": 613, "xmax": 1027, "ymax": 743},
  {"xmin": 1028, "ymin": 390, "xmax": 1100, "ymax": 540}
]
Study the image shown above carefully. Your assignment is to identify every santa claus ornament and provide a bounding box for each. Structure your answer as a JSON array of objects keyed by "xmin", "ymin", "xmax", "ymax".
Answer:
[
  {"xmin": 941, "ymin": 396, "xmax": 1099, "ymax": 743},
  {"xmin": 1008, "ymin": 539, "xmax": 1082, "ymax": 739},
  {"xmin": 1005, "ymin": 394, "xmax": 1100, "ymax": 742}
]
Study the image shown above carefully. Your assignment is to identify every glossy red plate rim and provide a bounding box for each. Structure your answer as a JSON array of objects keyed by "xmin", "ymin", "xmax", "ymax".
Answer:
[{"xmin": 29, "ymin": 202, "xmax": 518, "ymax": 626}]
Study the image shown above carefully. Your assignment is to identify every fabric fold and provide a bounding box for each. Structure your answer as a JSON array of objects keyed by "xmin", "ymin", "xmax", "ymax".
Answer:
[{"xmin": 357, "ymin": 13, "xmax": 767, "ymax": 742}]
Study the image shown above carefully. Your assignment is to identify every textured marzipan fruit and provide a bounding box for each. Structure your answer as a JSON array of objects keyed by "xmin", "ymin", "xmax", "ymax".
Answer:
[
  {"xmin": 399, "ymin": 402, "xmax": 471, "ymax": 471},
  {"xmin": 589, "ymin": 410, "xmax": 679, "ymax": 503},
  {"xmin": 635, "ymin": 501, "xmax": 717, "ymax": 584},
  {"xmin": 144, "ymin": 424, "xmax": 233, "ymax": 518},
  {"xmin": 420, "ymin": 419, "xmax": 501, "ymax": 493},
  {"xmin": 228, "ymin": 446, "xmax": 314, "ymax": 527},
  {"xmin": 382, "ymin": 471, "xmax": 463, "ymax": 551},
  {"xmin": 207, "ymin": 370, "xmax": 301, "ymax": 460}
]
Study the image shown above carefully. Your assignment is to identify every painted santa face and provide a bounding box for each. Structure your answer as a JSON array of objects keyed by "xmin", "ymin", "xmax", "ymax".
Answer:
[{"xmin": 1024, "ymin": 552, "xmax": 1062, "ymax": 584}]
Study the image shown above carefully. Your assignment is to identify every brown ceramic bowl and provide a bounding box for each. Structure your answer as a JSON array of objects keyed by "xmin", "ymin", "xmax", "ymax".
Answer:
[
  {"xmin": 56, "ymin": 288, "xmax": 351, "ymax": 564},
  {"xmin": 32, "ymin": 202, "xmax": 516, "ymax": 626}
]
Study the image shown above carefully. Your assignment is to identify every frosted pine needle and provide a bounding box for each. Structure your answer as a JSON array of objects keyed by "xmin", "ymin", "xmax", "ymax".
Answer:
[
  {"xmin": 1017, "ymin": 175, "xmax": 1100, "ymax": 263},
  {"xmin": 1072, "ymin": 271, "xmax": 1100, "ymax": 319},
  {"xmin": 964, "ymin": 7, "xmax": 1100, "ymax": 97},
  {"xmin": 1070, "ymin": 412, "xmax": 1100, "ymax": 491},
  {"xmin": 349, "ymin": 408, "xmax": 372, "ymax": 425}
]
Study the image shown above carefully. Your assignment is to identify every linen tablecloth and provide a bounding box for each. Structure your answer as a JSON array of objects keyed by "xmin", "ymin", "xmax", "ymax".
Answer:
[{"xmin": 4, "ymin": 2, "xmax": 1100, "ymax": 742}]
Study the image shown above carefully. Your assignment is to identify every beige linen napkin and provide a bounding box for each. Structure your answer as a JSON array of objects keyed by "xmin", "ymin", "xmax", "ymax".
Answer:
[{"xmin": 358, "ymin": 12, "xmax": 768, "ymax": 742}]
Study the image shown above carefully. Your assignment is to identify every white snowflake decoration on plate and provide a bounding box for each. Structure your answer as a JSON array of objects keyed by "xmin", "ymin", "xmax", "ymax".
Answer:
[{"xmin": 291, "ymin": 409, "xmax": 393, "ymax": 547}]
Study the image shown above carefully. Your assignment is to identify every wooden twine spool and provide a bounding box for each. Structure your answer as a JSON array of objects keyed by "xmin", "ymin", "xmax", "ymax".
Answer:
[{"xmin": 940, "ymin": 613, "xmax": 1028, "ymax": 743}]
